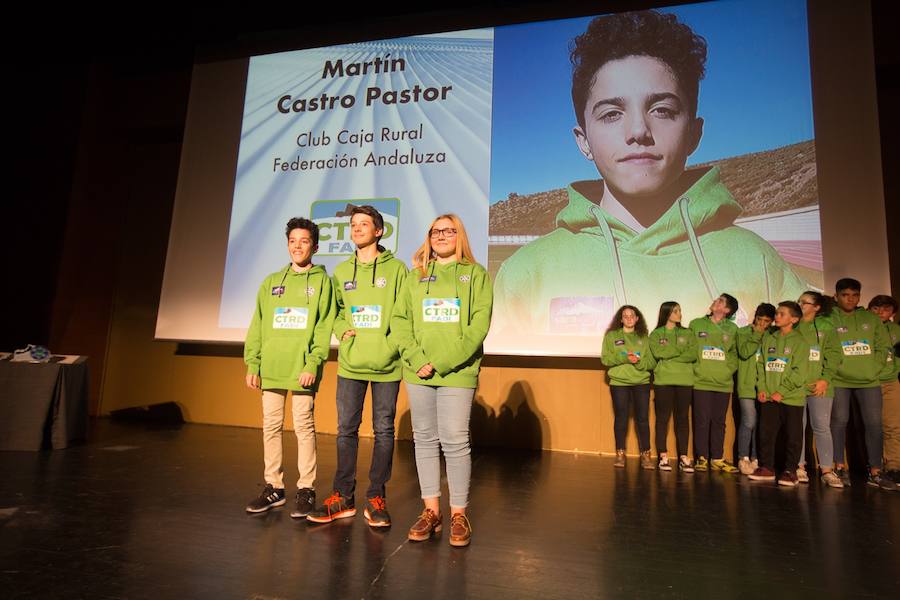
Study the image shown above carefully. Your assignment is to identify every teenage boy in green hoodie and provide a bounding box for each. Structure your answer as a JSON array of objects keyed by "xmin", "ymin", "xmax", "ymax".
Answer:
[
  {"xmin": 748, "ymin": 301, "xmax": 809, "ymax": 487},
  {"xmin": 307, "ymin": 206, "xmax": 409, "ymax": 526},
  {"xmin": 492, "ymin": 10, "xmax": 808, "ymax": 348},
  {"xmin": 735, "ymin": 303, "xmax": 775, "ymax": 475},
  {"xmin": 829, "ymin": 278, "xmax": 893, "ymax": 490},
  {"xmin": 868, "ymin": 294, "xmax": 900, "ymax": 488},
  {"xmin": 244, "ymin": 218, "xmax": 336, "ymax": 515},
  {"xmin": 690, "ymin": 293, "xmax": 739, "ymax": 473}
]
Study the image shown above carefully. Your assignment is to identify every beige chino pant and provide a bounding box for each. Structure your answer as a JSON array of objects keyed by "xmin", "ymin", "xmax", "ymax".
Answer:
[{"xmin": 261, "ymin": 389, "xmax": 316, "ymax": 489}]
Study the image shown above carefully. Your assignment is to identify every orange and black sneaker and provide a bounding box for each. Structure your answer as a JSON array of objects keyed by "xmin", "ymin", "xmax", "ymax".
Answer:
[
  {"xmin": 363, "ymin": 496, "xmax": 391, "ymax": 528},
  {"xmin": 306, "ymin": 491, "xmax": 356, "ymax": 524}
]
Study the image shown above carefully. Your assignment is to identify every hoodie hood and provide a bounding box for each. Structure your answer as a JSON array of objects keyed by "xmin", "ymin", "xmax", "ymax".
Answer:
[{"xmin": 557, "ymin": 166, "xmax": 742, "ymax": 255}]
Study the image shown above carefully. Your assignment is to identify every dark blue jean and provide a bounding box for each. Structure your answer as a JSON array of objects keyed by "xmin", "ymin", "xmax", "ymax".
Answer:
[
  {"xmin": 831, "ymin": 386, "xmax": 883, "ymax": 469},
  {"xmin": 333, "ymin": 376, "xmax": 400, "ymax": 499},
  {"xmin": 611, "ymin": 384, "xmax": 651, "ymax": 452}
]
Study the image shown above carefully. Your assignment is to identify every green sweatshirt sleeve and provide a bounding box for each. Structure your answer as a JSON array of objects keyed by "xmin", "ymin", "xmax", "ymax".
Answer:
[
  {"xmin": 302, "ymin": 274, "xmax": 337, "ymax": 376},
  {"xmin": 778, "ymin": 336, "xmax": 809, "ymax": 397},
  {"xmin": 331, "ymin": 273, "xmax": 351, "ymax": 340},
  {"xmin": 637, "ymin": 343, "xmax": 657, "ymax": 372},
  {"xmin": 429, "ymin": 266, "xmax": 494, "ymax": 376},
  {"xmin": 756, "ymin": 339, "xmax": 768, "ymax": 397},
  {"xmin": 737, "ymin": 327, "xmax": 763, "ymax": 360},
  {"xmin": 727, "ymin": 339, "xmax": 738, "ymax": 375},
  {"xmin": 874, "ymin": 318, "xmax": 891, "ymax": 371},
  {"xmin": 390, "ymin": 275, "xmax": 429, "ymax": 372},
  {"xmin": 244, "ymin": 281, "xmax": 266, "ymax": 376},
  {"xmin": 649, "ymin": 329, "xmax": 679, "ymax": 360},
  {"xmin": 675, "ymin": 332, "xmax": 698, "ymax": 363},
  {"xmin": 820, "ymin": 325, "xmax": 841, "ymax": 386},
  {"xmin": 602, "ymin": 331, "xmax": 625, "ymax": 367},
  {"xmin": 385, "ymin": 264, "xmax": 408, "ymax": 355}
]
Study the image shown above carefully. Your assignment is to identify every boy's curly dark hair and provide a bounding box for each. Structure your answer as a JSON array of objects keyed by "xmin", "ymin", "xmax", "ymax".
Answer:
[
  {"xmin": 570, "ymin": 10, "xmax": 708, "ymax": 129},
  {"xmin": 285, "ymin": 217, "xmax": 319, "ymax": 245}
]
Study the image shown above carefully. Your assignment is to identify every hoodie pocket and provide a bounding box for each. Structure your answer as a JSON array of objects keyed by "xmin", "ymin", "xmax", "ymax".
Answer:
[
  {"xmin": 343, "ymin": 332, "xmax": 398, "ymax": 373},
  {"xmin": 261, "ymin": 337, "xmax": 307, "ymax": 380}
]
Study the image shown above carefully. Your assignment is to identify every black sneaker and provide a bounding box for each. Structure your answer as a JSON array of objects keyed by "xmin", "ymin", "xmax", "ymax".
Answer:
[
  {"xmin": 867, "ymin": 472, "xmax": 897, "ymax": 491},
  {"xmin": 834, "ymin": 467, "xmax": 851, "ymax": 488},
  {"xmin": 363, "ymin": 496, "xmax": 391, "ymax": 528},
  {"xmin": 884, "ymin": 470, "xmax": 900, "ymax": 489},
  {"xmin": 306, "ymin": 491, "xmax": 356, "ymax": 524},
  {"xmin": 290, "ymin": 488, "xmax": 316, "ymax": 518},
  {"xmin": 246, "ymin": 484, "xmax": 286, "ymax": 513}
]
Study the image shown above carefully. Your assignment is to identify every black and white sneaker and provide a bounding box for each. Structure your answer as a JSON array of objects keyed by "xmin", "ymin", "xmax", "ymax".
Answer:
[
  {"xmin": 246, "ymin": 484, "xmax": 286, "ymax": 513},
  {"xmin": 291, "ymin": 488, "xmax": 316, "ymax": 518}
]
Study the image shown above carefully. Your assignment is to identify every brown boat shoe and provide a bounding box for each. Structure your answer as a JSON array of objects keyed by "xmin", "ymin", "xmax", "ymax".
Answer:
[
  {"xmin": 449, "ymin": 513, "xmax": 472, "ymax": 547},
  {"xmin": 407, "ymin": 508, "xmax": 442, "ymax": 542}
]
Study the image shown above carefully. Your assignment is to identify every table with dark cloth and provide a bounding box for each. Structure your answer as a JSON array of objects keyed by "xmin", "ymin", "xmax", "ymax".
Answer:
[{"xmin": 0, "ymin": 356, "xmax": 89, "ymax": 451}]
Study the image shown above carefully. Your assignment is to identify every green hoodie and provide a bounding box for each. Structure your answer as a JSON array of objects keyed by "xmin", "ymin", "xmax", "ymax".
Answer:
[
  {"xmin": 735, "ymin": 325, "xmax": 764, "ymax": 399},
  {"xmin": 795, "ymin": 315, "xmax": 840, "ymax": 396},
  {"xmin": 690, "ymin": 315, "xmax": 738, "ymax": 393},
  {"xmin": 601, "ymin": 329, "xmax": 656, "ymax": 386},
  {"xmin": 492, "ymin": 167, "xmax": 809, "ymax": 345},
  {"xmin": 244, "ymin": 264, "xmax": 336, "ymax": 392},
  {"xmin": 649, "ymin": 325, "xmax": 696, "ymax": 387},
  {"xmin": 756, "ymin": 328, "xmax": 810, "ymax": 407},
  {"xmin": 878, "ymin": 320, "xmax": 899, "ymax": 383},
  {"xmin": 390, "ymin": 260, "xmax": 493, "ymax": 388},
  {"xmin": 831, "ymin": 308, "xmax": 890, "ymax": 388},
  {"xmin": 331, "ymin": 248, "xmax": 408, "ymax": 382}
]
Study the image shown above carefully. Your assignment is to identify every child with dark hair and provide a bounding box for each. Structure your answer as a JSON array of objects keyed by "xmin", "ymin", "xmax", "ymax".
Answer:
[
  {"xmin": 735, "ymin": 303, "xmax": 775, "ymax": 475},
  {"xmin": 649, "ymin": 301, "xmax": 697, "ymax": 471},
  {"xmin": 689, "ymin": 293, "xmax": 739, "ymax": 473},
  {"xmin": 868, "ymin": 294, "xmax": 900, "ymax": 488},
  {"xmin": 493, "ymin": 9, "xmax": 808, "ymax": 342},
  {"xmin": 796, "ymin": 291, "xmax": 843, "ymax": 488},
  {"xmin": 830, "ymin": 279, "xmax": 893, "ymax": 490},
  {"xmin": 749, "ymin": 301, "xmax": 809, "ymax": 487},
  {"xmin": 602, "ymin": 305, "xmax": 656, "ymax": 468},
  {"xmin": 244, "ymin": 218, "xmax": 336, "ymax": 514}
]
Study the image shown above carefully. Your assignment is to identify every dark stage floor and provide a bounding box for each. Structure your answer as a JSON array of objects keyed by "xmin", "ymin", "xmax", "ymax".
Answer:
[{"xmin": 1, "ymin": 419, "xmax": 898, "ymax": 599}]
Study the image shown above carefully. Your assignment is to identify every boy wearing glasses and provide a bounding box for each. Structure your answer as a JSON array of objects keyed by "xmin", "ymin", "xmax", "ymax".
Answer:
[{"xmin": 307, "ymin": 205, "xmax": 409, "ymax": 526}]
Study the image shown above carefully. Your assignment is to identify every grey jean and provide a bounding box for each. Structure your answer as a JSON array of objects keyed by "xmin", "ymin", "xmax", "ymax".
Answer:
[
  {"xmin": 406, "ymin": 383, "xmax": 475, "ymax": 509},
  {"xmin": 799, "ymin": 395, "xmax": 834, "ymax": 470}
]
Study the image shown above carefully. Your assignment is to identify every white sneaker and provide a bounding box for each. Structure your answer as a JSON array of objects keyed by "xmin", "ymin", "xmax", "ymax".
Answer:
[
  {"xmin": 738, "ymin": 457, "xmax": 754, "ymax": 475},
  {"xmin": 821, "ymin": 471, "xmax": 845, "ymax": 488},
  {"xmin": 797, "ymin": 466, "xmax": 809, "ymax": 484},
  {"xmin": 658, "ymin": 453, "xmax": 672, "ymax": 471},
  {"xmin": 751, "ymin": 458, "xmax": 759, "ymax": 471}
]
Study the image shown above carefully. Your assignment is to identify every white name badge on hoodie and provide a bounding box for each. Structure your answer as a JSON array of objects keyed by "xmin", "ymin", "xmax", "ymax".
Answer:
[
  {"xmin": 273, "ymin": 307, "xmax": 308, "ymax": 329},
  {"xmin": 809, "ymin": 346, "xmax": 821, "ymax": 362},
  {"xmin": 351, "ymin": 305, "xmax": 382, "ymax": 328},
  {"xmin": 766, "ymin": 357, "xmax": 788, "ymax": 372},
  {"xmin": 842, "ymin": 340, "xmax": 871, "ymax": 356},
  {"xmin": 423, "ymin": 298, "xmax": 460, "ymax": 323},
  {"xmin": 701, "ymin": 345, "xmax": 726, "ymax": 361}
]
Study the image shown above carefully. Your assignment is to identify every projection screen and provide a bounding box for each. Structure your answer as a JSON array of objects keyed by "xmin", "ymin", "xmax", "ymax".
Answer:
[{"xmin": 156, "ymin": 0, "xmax": 889, "ymax": 356}]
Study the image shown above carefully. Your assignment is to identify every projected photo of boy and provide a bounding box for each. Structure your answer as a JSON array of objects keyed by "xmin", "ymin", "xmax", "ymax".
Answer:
[{"xmin": 490, "ymin": 7, "xmax": 814, "ymax": 353}]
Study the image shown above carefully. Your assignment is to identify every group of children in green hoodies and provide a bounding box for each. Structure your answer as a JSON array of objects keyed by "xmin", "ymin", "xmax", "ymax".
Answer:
[
  {"xmin": 602, "ymin": 279, "xmax": 900, "ymax": 491},
  {"xmin": 243, "ymin": 207, "xmax": 493, "ymax": 547}
]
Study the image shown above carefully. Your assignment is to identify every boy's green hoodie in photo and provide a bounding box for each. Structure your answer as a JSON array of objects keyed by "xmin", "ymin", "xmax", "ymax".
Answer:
[
  {"xmin": 831, "ymin": 308, "xmax": 890, "ymax": 388},
  {"xmin": 492, "ymin": 167, "xmax": 809, "ymax": 350},
  {"xmin": 756, "ymin": 328, "xmax": 810, "ymax": 407},
  {"xmin": 796, "ymin": 316, "xmax": 840, "ymax": 396},
  {"xmin": 690, "ymin": 315, "xmax": 738, "ymax": 393},
  {"xmin": 735, "ymin": 325, "xmax": 764, "ymax": 399},
  {"xmin": 879, "ymin": 320, "xmax": 900, "ymax": 383},
  {"xmin": 244, "ymin": 264, "xmax": 337, "ymax": 392},
  {"xmin": 390, "ymin": 260, "xmax": 493, "ymax": 389},
  {"xmin": 602, "ymin": 329, "xmax": 657, "ymax": 386},
  {"xmin": 331, "ymin": 248, "xmax": 408, "ymax": 382},
  {"xmin": 648, "ymin": 326, "xmax": 696, "ymax": 387}
]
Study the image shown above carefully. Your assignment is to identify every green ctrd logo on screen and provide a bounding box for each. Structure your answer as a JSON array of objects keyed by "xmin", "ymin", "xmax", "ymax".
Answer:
[{"xmin": 310, "ymin": 199, "xmax": 400, "ymax": 256}]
